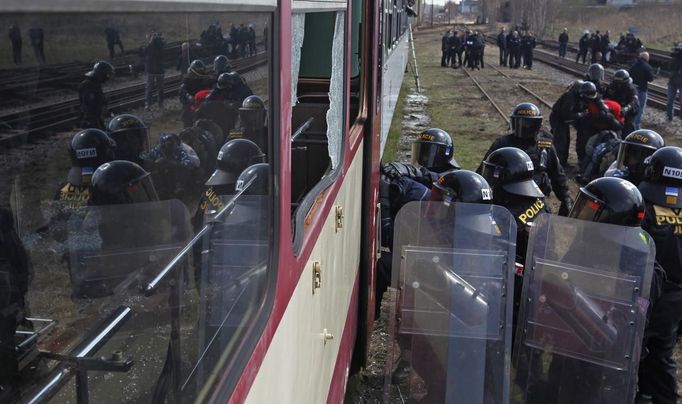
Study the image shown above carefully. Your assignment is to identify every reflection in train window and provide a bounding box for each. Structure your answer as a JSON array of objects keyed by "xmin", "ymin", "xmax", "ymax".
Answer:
[{"xmin": 0, "ymin": 9, "xmax": 275, "ymax": 402}]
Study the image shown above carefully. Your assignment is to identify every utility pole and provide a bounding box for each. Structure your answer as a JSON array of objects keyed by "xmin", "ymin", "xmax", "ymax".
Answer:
[{"xmin": 431, "ymin": 0, "xmax": 434, "ymax": 27}]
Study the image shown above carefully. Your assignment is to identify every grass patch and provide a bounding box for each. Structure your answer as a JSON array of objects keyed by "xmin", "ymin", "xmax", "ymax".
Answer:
[{"xmin": 382, "ymin": 75, "xmax": 412, "ymax": 163}]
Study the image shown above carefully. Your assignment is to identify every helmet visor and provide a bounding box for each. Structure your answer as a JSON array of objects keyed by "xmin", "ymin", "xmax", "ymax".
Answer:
[
  {"xmin": 411, "ymin": 142, "xmax": 452, "ymax": 170},
  {"xmin": 616, "ymin": 142, "xmax": 656, "ymax": 173},
  {"xmin": 126, "ymin": 175, "xmax": 159, "ymax": 203},
  {"xmin": 513, "ymin": 117, "xmax": 542, "ymax": 138},
  {"xmin": 569, "ymin": 189, "xmax": 606, "ymax": 222}
]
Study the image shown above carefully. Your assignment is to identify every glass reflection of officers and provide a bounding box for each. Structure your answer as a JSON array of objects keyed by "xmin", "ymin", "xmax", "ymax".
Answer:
[
  {"xmin": 479, "ymin": 102, "xmax": 572, "ymax": 215},
  {"xmin": 78, "ymin": 61, "xmax": 114, "ymax": 130}
]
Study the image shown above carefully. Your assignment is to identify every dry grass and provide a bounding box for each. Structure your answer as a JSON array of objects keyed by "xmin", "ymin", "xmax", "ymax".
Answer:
[{"xmin": 545, "ymin": 4, "xmax": 682, "ymax": 50}]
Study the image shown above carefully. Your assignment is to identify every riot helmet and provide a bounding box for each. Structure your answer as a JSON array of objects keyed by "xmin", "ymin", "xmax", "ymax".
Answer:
[
  {"xmin": 410, "ymin": 128, "xmax": 459, "ymax": 172},
  {"xmin": 570, "ymin": 80, "xmax": 586, "ymax": 96},
  {"xmin": 585, "ymin": 63, "xmax": 604, "ymax": 84},
  {"xmin": 639, "ymin": 146, "xmax": 682, "ymax": 208},
  {"xmin": 235, "ymin": 163, "xmax": 270, "ymax": 196},
  {"xmin": 213, "ymin": 55, "xmax": 231, "ymax": 75},
  {"xmin": 217, "ymin": 72, "xmax": 241, "ymax": 90},
  {"xmin": 85, "ymin": 61, "xmax": 114, "ymax": 83},
  {"xmin": 579, "ymin": 81, "xmax": 598, "ymax": 100},
  {"xmin": 570, "ymin": 177, "xmax": 644, "ymax": 226},
  {"xmin": 91, "ymin": 160, "xmax": 159, "ymax": 205},
  {"xmin": 239, "ymin": 95, "xmax": 266, "ymax": 131},
  {"xmin": 194, "ymin": 119, "xmax": 225, "ymax": 144},
  {"xmin": 430, "ymin": 170, "xmax": 493, "ymax": 205},
  {"xmin": 671, "ymin": 43, "xmax": 682, "ymax": 58},
  {"xmin": 481, "ymin": 147, "xmax": 544, "ymax": 198},
  {"xmin": 206, "ymin": 138, "xmax": 266, "ymax": 187},
  {"xmin": 615, "ymin": 129, "xmax": 664, "ymax": 184},
  {"xmin": 68, "ymin": 128, "xmax": 117, "ymax": 184},
  {"xmin": 188, "ymin": 59, "xmax": 206, "ymax": 75},
  {"xmin": 510, "ymin": 102, "xmax": 543, "ymax": 139},
  {"xmin": 107, "ymin": 114, "xmax": 148, "ymax": 162},
  {"xmin": 612, "ymin": 69, "xmax": 632, "ymax": 86}
]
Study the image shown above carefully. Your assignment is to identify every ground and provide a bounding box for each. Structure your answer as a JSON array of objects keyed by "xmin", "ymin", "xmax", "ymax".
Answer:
[{"xmin": 345, "ymin": 25, "xmax": 682, "ymax": 403}]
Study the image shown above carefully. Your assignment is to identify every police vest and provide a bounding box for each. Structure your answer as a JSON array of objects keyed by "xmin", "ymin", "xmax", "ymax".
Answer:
[
  {"xmin": 56, "ymin": 183, "xmax": 91, "ymax": 209},
  {"xmin": 516, "ymin": 198, "xmax": 546, "ymax": 225},
  {"xmin": 199, "ymin": 187, "xmax": 225, "ymax": 214},
  {"xmin": 653, "ymin": 205, "xmax": 682, "ymax": 235}
]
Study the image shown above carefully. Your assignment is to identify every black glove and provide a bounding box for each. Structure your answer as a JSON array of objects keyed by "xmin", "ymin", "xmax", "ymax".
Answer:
[
  {"xmin": 558, "ymin": 197, "xmax": 574, "ymax": 217},
  {"xmin": 381, "ymin": 163, "xmax": 402, "ymax": 180}
]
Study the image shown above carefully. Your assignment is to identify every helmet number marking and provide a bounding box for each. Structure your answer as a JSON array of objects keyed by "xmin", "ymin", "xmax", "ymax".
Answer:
[
  {"xmin": 663, "ymin": 166, "xmax": 682, "ymax": 180},
  {"xmin": 76, "ymin": 148, "xmax": 97, "ymax": 159}
]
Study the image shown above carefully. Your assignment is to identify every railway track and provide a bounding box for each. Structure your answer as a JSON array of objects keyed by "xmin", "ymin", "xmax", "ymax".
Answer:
[
  {"xmin": 0, "ymin": 53, "xmax": 267, "ymax": 149},
  {"xmin": 482, "ymin": 37, "xmax": 680, "ymax": 116}
]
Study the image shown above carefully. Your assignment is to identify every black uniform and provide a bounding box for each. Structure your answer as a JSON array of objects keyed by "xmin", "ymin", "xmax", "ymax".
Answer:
[
  {"xmin": 497, "ymin": 31, "xmax": 507, "ymax": 66},
  {"xmin": 0, "ymin": 208, "xmax": 30, "ymax": 396},
  {"xmin": 605, "ymin": 80, "xmax": 639, "ymax": 135},
  {"xmin": 520, "ymin": 34, "xmax": 536, "ymax": 69},
  {"xmin": 179, "ymin": 70, "xmax": 214, "ymax": 127},
  {"xmin": 549, "ymin": 83, "xmax": 583, "ymax": 165},
  {"xmin": 449, "ymin": 33, "xmax": 463, "ymax": 68},
  {"xmin": 78, "ymin": 76, "xmax": 107, "ymax": 130},
  {"xmin": 577, "ymin": 34, "xmax": 590, "ymax": 64},
  {"xmin": 507, "ymin": 35, "xmax": 521, "ymax": 69},
  {"xmin": 28, "ymin": 27, "xmax": 45, "ymax": 65},
  {"xmin": 441, "ymin": 33, "xmax": 451, "ymax": 67},
  {"xmin": 104, "ymin": 27, "xmax": 124, "ymax": 59},
  {"xmin": 481, "ymin": 134, "xmax": 571, "ymax": 208},
  {"xmin": 8, "ymin": 25, "xmax": 22, "ymax": 65}
]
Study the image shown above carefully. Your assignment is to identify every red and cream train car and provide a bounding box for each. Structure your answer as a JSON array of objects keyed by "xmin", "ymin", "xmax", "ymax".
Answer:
[{"xmin": 1, "ymin": 0, "xmax": 410, "ymax": 402}]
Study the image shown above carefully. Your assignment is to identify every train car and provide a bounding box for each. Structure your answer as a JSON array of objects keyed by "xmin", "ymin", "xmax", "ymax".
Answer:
[{"xmin": 0, "ymin": 0, "xmax": 410, "ymax": 402}]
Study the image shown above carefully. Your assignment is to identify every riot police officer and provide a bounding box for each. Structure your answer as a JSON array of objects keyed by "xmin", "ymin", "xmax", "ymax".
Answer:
[
  {"xmin": 549, "ymin": 80, "xmax": 585, "ymax": 166},
  {"xmin": 91, "ymin": 160, "xmax": 159, "ymax": 205},
  {"xmin": 213, "ymin": 54, "xmax": 232, "ymax": 77},
  {"xmin": 575, "ymin": 81, "xmax": 623, "ymax": 166},
  {"xmin": 584, "ymin": 63, "xmax": 608, "ymax": 95},
  {"xmin": 235, "ymin": 162, "xmax": 270, "ymax": 196},
  {"xmin": 78, "ymin": 61, "xmax": 114, "ymax": 130},
  {"xmin": 382, "ymin": 128, "xmax": 460, "ymax": 188},
  {"xmin": 637, "ymin": 146, "xmax": 682, "ymax": 404},
  {"xmin": 196, "ymin": 72, "xmax": 253, "ymax": 134},
  {"xmin": 179, "ymin": 60, "xmax": 214, "ymax": 127},
  {"xmin": 56, "ymin": 129, "xmax": 116, "ymax": 209},
  {"xmin": 107, "ymin": 114, "xmax": 148, "ymax": 165},
  {"xmin": 605, "ymin": 69, "xmax": 640, "ymax": 134},
  {"xmin": 480, "ymin": 103, "xmax": 572, "ymax": 215},
  {"xmin": 232, "ymin": 95, "xmax": 268, "ymax": 151},
  {"xmin": 207, "ymin": 71, "xmax": 253, "ymax": 103},
  {"xmin": 604, "ymin": 129, "xmax": 664, "ymax": 186}
]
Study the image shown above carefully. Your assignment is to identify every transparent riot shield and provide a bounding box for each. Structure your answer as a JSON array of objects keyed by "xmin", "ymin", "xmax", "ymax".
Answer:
[
  {"xmin": 513, "ymin": 214, "xmax": 655, "ymax": 404},
  {"xmin": 385, "ymin": 201, "xmax": 517, "ymax": 404}
]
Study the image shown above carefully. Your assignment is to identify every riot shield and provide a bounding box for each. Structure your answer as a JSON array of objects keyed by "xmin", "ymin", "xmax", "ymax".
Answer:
[
  {"xmin": 385, "ymin": 201, "xmax": 517, "ymax": 404},
  {"xmin": 513, "ymin": 214, "xmax": 655, "ymax": 404}
]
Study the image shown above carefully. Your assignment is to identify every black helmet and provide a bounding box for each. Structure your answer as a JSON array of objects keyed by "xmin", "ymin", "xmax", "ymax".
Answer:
[
  {"xmin": 430, "ymin": 170, "xmax": 493, "ymax": 205},
  {"xmin": 570, "ymin": 177, "xmax": 644, "ymax": 226},
  {"xmin": 240, "ymin": 95, "xmax": 266, "ymax": 131},
  {"xmin": 481, "ymin": 147, "xmax": 544, "ymax": 198},
  {"xmin": 91, "ymin": 160, "xmax": 158, "ymax": 205},
  {"xmin": 107, "ymin": 114, "xmax": 148, "ymax": 162},
  {"xmin": 188, "ymin": 59, "xmax": 206, "ymax": 75},
  {"xmin": 612, "ymin": 69, "xmax": 632, "ymax": 85},
  {"xmin": 671, "ymin": 43, "xmax": 682, "ymax": 57},
  {"xmin": 510, "ymin": 102, "xmax": 543, "ymax": 139},
  {"xmin": 639, "ymin": 146, "xmax": 682, "ymax": 208},
  {"xmin": 410, "ymin": 128, "xmax": 459, "ymax": 172},
  {"xmin": 217, "ymin": 72, "xmax": 241, "ymax": 89},
  {"xmin": 213, "ymin": 55, "xmax": 231, "ymax": 75},
  {"xmin": 585, "ymin": 63, "xmax": 604, "ymax": 84},
  {"xmin": 206, "ymin": 138, "xmax": 266, "ymax": 187},
  {"xmin": 194, "ymin": 119, "xmax": 225, "ymax": 144},
  {"xmin": 85, "ymin": 61, "xmax": 115, "ymax": 83},
  {"xmin": 614, "ymin": 129, "xmax": 665, "ymax": 184},
  {"xmin": 579, "ymin": 81, "xmax": 598, "ymax": 100},
  {"xmin": 69, "ymin": 128, "xmax": 116, "ymax": 168},
  {"xmin": 235, "ymin": 163, "xmax": 270, "ymax": 196},
  {"xmin": 570, "ymin": 80, "xmax": 586, "ymax": 95}
]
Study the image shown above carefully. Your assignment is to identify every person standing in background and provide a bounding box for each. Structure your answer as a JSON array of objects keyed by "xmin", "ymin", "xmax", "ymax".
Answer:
[
  {"xmin": 9, "ymin": 24, "xmax": 22, "ymax": 65},
  {"xmin": 28, "ymin": 27, "xmax": 45, "ymax": 65},
  {"xmin": 558, "ymin": 28, "xmax": 569, "ymax": 58},
  {"xmin": 629, "ymin": 52, "xmax": 655, "ymax": 130}
]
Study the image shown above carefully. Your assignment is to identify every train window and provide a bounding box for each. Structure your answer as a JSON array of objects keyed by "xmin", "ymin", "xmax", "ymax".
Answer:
[
  {"xmin": 290, "ymin": 11, "xmax": 346, "ymax": 253},
  {"xmin": 349, "ymin": 0, "xmax": 364, "ymax": 125},
  {"xmin": 1, "ymin": 7, "xmax": 276, "ymax": 403}
]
